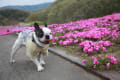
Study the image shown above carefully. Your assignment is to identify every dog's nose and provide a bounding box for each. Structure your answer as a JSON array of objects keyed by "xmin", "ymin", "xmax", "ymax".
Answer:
[{"xmin": 46, "ymin": 35, "xmax": 49, "ymax": 39}]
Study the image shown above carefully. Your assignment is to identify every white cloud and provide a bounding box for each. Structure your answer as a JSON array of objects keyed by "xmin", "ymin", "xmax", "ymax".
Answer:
[{"xmin": 0, "ymin": 0, "xmax": 56, "ymax": 7}]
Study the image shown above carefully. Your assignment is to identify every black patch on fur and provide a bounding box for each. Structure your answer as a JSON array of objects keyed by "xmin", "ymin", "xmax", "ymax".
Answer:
[
  {"xmin": 34, "ymin": 23, "xmax": 40, "ymax": 30},
  {"xmin": 36, "ymin": 29, "xmax": 44, "ymax": 38},
  {"xmin": 32, "ymin": 34, "xmax": 43, "ymax": 47},
  {"xmin": 46, "ymin": 35, "xmax": 49, "ymax": 39},
  {"xmin": 34, "ymin": 23, "xmax": 44, "ymax": 38},
  {"xmin": 32, "ymin": 35, "xmax": 35, "ymax": 43}
]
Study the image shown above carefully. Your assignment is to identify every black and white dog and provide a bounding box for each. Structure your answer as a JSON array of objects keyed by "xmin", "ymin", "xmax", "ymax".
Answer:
[{"xmin": 10, "ymin": 23, "xmax": 52, "ymax": 72}]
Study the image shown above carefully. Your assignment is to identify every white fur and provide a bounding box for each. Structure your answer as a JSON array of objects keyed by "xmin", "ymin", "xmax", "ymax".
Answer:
[
  {"xmin": 33, "ymin": 32, "xmax": 49, "ymax": 47},
  {"xmin": 38, "ymin": 27, "xmax": 52, "ymax": 42},
  {"xmin": 10, "ymin": 27, "xmax": 52, "ymax": 72}
]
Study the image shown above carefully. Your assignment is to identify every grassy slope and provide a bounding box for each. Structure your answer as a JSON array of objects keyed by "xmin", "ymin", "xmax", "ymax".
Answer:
[
  {"xmin": 0, "ymin": 9, "xmax": 30, "ymax": 25},
  {"xmin": 28, "ymin": 0, "xmax": 120, "ymax": 24}
]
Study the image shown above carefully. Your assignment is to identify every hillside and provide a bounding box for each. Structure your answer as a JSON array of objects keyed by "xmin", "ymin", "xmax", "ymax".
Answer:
[
  {"xmin": 0, "ymin": 2, "xmax": 52, "ymax": 12},
  {"xmin": 0, "ymin": 9, "xmax": 30, "ymax": 25},
  {"xmin": 28, "ymin": 0, "xmax": 120, "ymax": 24}
]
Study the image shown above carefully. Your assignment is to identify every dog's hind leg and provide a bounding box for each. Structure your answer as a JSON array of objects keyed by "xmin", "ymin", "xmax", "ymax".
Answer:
[
  {"xmin": 31, "ymin": 57, "xmax": 44, "ymax": 72},
  {"xmin": 10, "ymin": 39, "xmax": 22, "ymax": 63},
  {"xmin": 27, "ymin": 51, "xmax": 44, "ymax": 72}
]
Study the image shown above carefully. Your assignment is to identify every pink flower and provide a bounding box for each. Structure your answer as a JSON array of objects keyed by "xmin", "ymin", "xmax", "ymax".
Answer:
[
  {"xmin": 110, "ymin": 56, "xmax": 118, "ymax": 64},
  {"xmin": 106, "ymin": 54, "xmax": 118, "ymax": 64},
  {"xmin": 88, "ymin": 47, "xmax": 93, "ymax": 54},
  {"xmin": 80, "ymin": 39, "xmax": 84, "ymax": 42},
  {"xmin": 103, "ymin": 41, "xmax": 112, "ymax": 47},
  {"xmin": 93, "ymin": 65, "xmax": 96, "ymax": 68},
  {"xmin": 81, "ymin": 59, "xmax": 86, "ymax": 64},
  {"xmin": 98, "ymin": 55, "xmax": 104, "ymax": 60},
  {"xmin": 99, "ymin": 41, "xmax": 104, "ymax": 45},
  {"xmin": 106, "ymin": 54, "xmax": 112, "ymax": 59},
  {"xmin": 91, "ymin": 56, "xmax": 95, "ymax": 59},
  {"xmin": 74, "ymin": 39, "xmax": 78, "ymax": 43},
  {"xmin": 117, "ymin": 57, "xmax": 120, "ymax": 61},
  {"xmin": 102, "ymin": 47, "xmax": 107, "ymax": 52},
  {"xmin": 63, "ymin": 41, "xmax": 68, "ymax": 46},
  {"xmin": 59, "ymin": 40, "xmax": 63, "ymax": 45},
  {"xmin": 52, "ymin": 42, "xmax": 56, "ymax": 45},
  {"xmin": 91, "ymin": 56, "xmax": 100, "ymax": 65},
  {"xmin": 79, "ymin": 43, "xmax": 84, "ymax": 48},
  {"xmin": 73, "ymin": 35, "xmax": 78, "ymax": 39},
  {"xmin": 83, "ymin": 47, "xmax": 88, "ymax": 53},
  {"xmin": 93, "ymin": 59, "xmax": 100, "ymax": 65},
  {"xmin": 95, "ymin": 46, "xmax": 100, "ymax": 51},
  {"xmin": 54, "ymin": 37, "xmax": 58, "ymax": 41},
  {"xmin": 107, "ymin": 63, "xmax": 110, "ymax": 70}
]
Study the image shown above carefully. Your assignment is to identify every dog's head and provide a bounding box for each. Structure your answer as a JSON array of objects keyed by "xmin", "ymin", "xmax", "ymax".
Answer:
[{"xmin": 34, "ymin": 23, "xmax": 52, "ymax": 44}]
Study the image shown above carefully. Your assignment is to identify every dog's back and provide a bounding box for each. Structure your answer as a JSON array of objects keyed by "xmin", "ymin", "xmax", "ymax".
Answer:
[{"xmin": 18, "ymin": 30, "xmax": 33, "ymax": 45}]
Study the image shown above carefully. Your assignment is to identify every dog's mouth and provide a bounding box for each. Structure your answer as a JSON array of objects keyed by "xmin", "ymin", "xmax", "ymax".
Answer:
[{"xmin": 42, "ymin": 40, "xmax": 51, "ymax": 44}]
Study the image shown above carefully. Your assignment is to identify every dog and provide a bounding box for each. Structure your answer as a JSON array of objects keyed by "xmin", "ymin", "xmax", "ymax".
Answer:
[{"xmin": 10, "ymin": 23, "xmax": 52, "ymax": 72}]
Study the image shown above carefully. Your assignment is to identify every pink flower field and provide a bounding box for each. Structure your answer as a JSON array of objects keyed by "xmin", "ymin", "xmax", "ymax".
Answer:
[
  {"xmin": 0, "ymin": 26, "xmax": 34, "ymax": 36},
  {"xmin": 0, "ymin": 13, "xmax": 120, "ymax": 70},
  {"xmin": 50, "ymin": 13, "xmax": 120, "ymax": 54}
]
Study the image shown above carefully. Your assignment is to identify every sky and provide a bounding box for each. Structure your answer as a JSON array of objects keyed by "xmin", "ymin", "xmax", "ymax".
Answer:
[{"xmin": 0, "ymin": 0, "xmax": 56, "ymax": 7}]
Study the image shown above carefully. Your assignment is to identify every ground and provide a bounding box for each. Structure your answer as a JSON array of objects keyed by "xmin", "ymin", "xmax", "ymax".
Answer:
[
  {"xmin": 54, "ymin": 44, "xmax": 120, "ymax": 71},
  {"xmin": 0, "ymin": 34, "xmax": 103, "ymax": 80},
  {"xmin": 53, "ymin": 45, "xmax": 120, "ymax": 80}
]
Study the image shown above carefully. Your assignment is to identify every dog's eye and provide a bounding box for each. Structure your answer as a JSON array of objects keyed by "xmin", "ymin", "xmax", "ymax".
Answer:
[
  {"xmin": 39, "ymin": 33, "xmax": 43, "ymax": 37},
  {"xmin": 36, "ymin": 32, "xmax": 43, "ymax": 38}
]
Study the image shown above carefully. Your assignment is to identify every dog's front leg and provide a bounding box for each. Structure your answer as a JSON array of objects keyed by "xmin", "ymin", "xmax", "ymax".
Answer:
[
  {"xmin": 31, "ymin": 57, "xmax": 44, "ymax": 72},
  {"xmin": 39, "ymin": 54, "xmax": 46, "ymax": 65}
]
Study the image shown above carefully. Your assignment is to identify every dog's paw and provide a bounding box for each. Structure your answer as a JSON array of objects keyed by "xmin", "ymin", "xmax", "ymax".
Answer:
[
  {"xmin": 10, "ymin": 60, "xmax": 16, "ymax": 63},
  {"xmin": 40, "ymin": 61, "xmax": 46, "ymax": 65},
  {"xmin": 37, "ymin": 66, "xmax": 44, "ymax": 72}
]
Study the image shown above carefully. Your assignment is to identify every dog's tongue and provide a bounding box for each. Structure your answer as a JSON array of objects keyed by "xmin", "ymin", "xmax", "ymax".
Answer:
[{"xmin": 42, "ymin": 40, "xmax": 51, "ymax": 44}]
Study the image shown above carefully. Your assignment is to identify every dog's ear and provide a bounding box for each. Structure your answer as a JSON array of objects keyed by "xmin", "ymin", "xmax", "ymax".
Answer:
[
  {"xmin": 44, "ymin": 23, "xmax": 47, "ymax": 27},
  {"xmin": 34, "ymin": 23, "xmax": 40, "ymax": 30}
]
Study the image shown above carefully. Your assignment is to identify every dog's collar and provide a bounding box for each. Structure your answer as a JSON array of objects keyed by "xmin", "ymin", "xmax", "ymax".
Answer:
[{"xmin": 32, "ymin": 34, "xmax": 43, "ymax": 48}]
